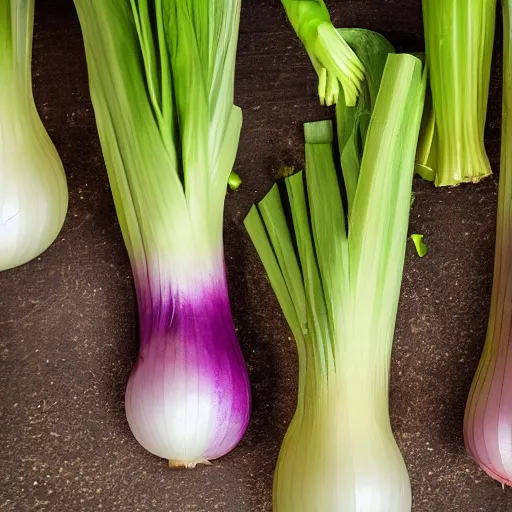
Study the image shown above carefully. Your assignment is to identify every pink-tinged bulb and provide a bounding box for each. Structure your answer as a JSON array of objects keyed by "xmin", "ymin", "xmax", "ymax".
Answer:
[
  {"xmin": 464, "ymin": 339, "xmax": 512, "ymax": 486},
  {"xmin": 464, "ymin": 13, "xmax": 512, "ymax": 474},
  {"xmin": 125, "ymin": 274, "xmax": 251, "ymax": 467}
]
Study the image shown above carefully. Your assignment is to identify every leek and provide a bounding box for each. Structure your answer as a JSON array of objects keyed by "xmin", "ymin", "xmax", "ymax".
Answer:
[
  {"xmin": 281, "ymin": 0, "xmax": 365, "ymax": 106},
  {"xmin": 0, "ymin": 0, "xmax": 68, "ymax": 271},
  {"xmin": 464, "ymin": 0, "xmax": 512, "ymax": 485},
  {"xmin": 421, "ymin": 0, "xmax": 496, "ymax": 186},
  {"xmin": 74, "ymin": 0, "xmax": 250, "ymax": 467},
  {"xmin": 245, "ymin": 53, "xmax": 425, "ymax": 511}
]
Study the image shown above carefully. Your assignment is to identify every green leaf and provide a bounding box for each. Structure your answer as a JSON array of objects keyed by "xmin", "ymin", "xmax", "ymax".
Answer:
[
  {"xmin": 244, "ymin": 204, "xmax": 305, "ymax": 343},
  {"xmin": 335, "ymin": 29, "xmax": 395, "ymax": 215},
  {"xmin": 348, "ymin": 54, "xmax": 425, "ymax": 341},
  {"xmin": 74, "ymin": 0, "xmax": 243, "ymax": 266}
]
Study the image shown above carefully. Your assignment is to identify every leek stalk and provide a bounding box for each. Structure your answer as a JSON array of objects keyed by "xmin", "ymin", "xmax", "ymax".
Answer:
[{"xmin": 245, "ymin": 53, "xmax": 425, "ymax": 512}]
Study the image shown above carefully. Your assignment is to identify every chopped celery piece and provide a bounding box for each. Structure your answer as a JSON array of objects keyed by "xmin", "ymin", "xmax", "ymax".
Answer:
[
  {"xmin": 228, "ymin": 171, "xmax": 242, "ymax": 191},
  {"xmin": 411, "ymin": 234, "xmax": 428, "ymax": 257}
]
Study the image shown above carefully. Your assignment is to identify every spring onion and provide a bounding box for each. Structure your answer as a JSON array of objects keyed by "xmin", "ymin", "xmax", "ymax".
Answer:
[
  {"xmin": 74, "ymin": 0, "xmax": 250, "ymax": 467},
  {"xmin": 421, "ymin": 0, "xmax": 496, "ymax": 186},
  {"xmin": 281, "ymin": 0, "xmax": 365, "ymax": 106},
  {"xmin": 0, "ymin": 0, "xmax": 68, "ymax": 271},
  {"xmin": 245, "ymin": 53, "xmax": 425, "ymax": 511},
  {"xmin": 464, "ymin": 0, "xmax": 512, "ymax": 485}
]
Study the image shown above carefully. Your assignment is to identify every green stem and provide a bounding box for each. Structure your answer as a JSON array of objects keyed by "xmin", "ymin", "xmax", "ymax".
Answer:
[{"xmin": 0, "ymin": 0, "xmax": 34, "ymax": 98}]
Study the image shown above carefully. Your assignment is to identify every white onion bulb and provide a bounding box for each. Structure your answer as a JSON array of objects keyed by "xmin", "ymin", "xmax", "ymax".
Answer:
[{"xmin": 0, "ymin": 0, "xmax": 67, "ymax": 271}]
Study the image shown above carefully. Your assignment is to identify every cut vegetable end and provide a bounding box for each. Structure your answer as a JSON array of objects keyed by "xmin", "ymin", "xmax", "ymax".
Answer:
[
  {"xmin": 276, "ymin": 165, "xmax": 296, "ymax": 179},
  {"xmin": 420, "ymin": 152, "xmax": 493, "ymax": 187},
  {"xmin": 434, "ymin": 169, "xmax": 492, "ymax": 187},
  {"xmin": 304, "ymin": 120, "xmax": 333, "ymax": 144}
]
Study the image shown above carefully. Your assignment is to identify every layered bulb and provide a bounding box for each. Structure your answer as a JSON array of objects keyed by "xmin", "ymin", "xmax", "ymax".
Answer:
[
  {"xmin": 0, "ymin": 93, "xmax": 68, "ymax": 271},
  {"xmin": 274, "ymin": 373, "xmax": 411, "ymax": 511},
  {"xmin": 125, "ymin": 257, "xmax": 251, "ymax": 467},
  {"xmin": 464, "ymin": 330, "xmax": 512, "ymax": 485},
  {"xmin": 0, "ymin": 0, "xmax": 68, "ymax": 271}
]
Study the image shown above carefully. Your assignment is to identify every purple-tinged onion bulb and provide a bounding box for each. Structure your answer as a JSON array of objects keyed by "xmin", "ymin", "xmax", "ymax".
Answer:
[{"xmin": 125, "ymin": 268, "xmax": 250, "ymax": 468}]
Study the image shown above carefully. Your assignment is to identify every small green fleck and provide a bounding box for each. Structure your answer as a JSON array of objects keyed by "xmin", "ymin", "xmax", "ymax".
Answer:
[
  {"xmin": 228, "ymin": 171, "xmax": 242, "ymax": 191},
  {"xmin": 410, "ymin": 193, "xmax": 416, "ymax": 206},
  {"xmin": 411, "ymin": 234, "xmax": 427, "ymax": 257}
]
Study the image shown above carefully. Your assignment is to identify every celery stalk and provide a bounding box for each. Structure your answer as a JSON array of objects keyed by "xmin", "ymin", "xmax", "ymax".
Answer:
[{"xmin": 422, "ymin": 0, "xmax": 497, "ymax": 186}]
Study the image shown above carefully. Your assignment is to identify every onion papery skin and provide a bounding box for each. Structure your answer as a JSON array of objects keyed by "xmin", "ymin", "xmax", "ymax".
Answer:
[{"xmin": 125, "ymin": 264, "xmax": 251, "ymax": 466}]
